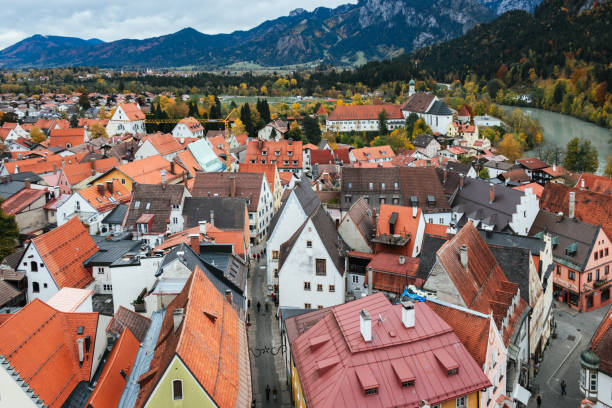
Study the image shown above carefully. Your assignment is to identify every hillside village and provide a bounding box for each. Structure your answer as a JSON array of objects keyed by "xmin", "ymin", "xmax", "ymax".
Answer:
[{"xmin": 0, "ymin": 87, "xmax": 610, "ymax": 408}]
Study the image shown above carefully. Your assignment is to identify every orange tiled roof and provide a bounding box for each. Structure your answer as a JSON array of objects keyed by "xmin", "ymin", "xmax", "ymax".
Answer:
[
  {"xmin": 351, "ymin": 145, "xmax": 395, "ymax": 162},
  {"xmin": 208, "ymin": 134, "xmax": 230, "ymax": 158},
  {"xmin": 116, "ymin": 155, "xmax": 186, "ymax": 184},
  {"xmin": 3, "ymin": 152, "xmax": 87, "ymax": 175},
  {"xmin": 239, "ymin": 162, "xmax": 278, "ymax": 193},
  {"xmin": 178, "ymin": 116, "xmax": 204, "ymax": 132},
  {"xmin": 86, "ymin": 327, "xmax": 140, "ymax": 408},
  {"xmin": 377, "ymin": 204, "xmax": 421, "ymax": 254},
  {"xmin": 32, "ymin": 217, "xmax": 97, "ymax": 289},
  {"xmin": 143, "ymin": 132, "xmax": 184, "ymax": 156},
  {"xmin": 79, "ymin": 179, "xmax": 131, "ymax": 212},
  {"xmin": 246, "ymin": 139, "xmax": 303, "ymax": 169},
  {"xmin": 49, "ymin": 128, "xmax": 86, "ymax": 148},
  {"xmin": 303, "ymin": 143, "xmax": 319, "ymax": 150},
  {"xmin": 135, "ymin": 266, "xmax": 250, "ymax": 408},
  {"xmin": 153, "ymin": 225, "xmax": 247, "ymax": 258},
  {"xmin": 424, "ymin": 223, "xmax": 449, "ymax": 237},
  {"xmin": 278, "ymin": 171, "xmax": 294, "ymax": 185},
  {"xmin": 119, "ymin": 103, "xmax": 145, "ymax": 121},
  {"xmin": 63, "ymin": 157, "xmax": 119, "ymax": 185},
  {"xmin": 513, "ymin": 182, "xmax": 544, "ymax": 198},
  {"xmin": 234, "ymin": 133, "xmax": 248, "ymax": 146},
  {"xmin": 0, "ymin": 299, "xmax": 98, "ymax": 408},
  {"xmin": 351, "ymin": 161, "xmax": 396, "ymax": 168},
  {"xmin": 1, "ymin": 188, "xmax": 46, "ymax": 215},
  {"xmin": 576, "ymin": 172, "xmax": 612, "ymax": 195},
  {"xmin": 175, "ymin": 149, "xmax": 202, "ymax": 176},
  {"xmin": 78, "ymin": 118, "xmax": 108, "ymax": 127}
]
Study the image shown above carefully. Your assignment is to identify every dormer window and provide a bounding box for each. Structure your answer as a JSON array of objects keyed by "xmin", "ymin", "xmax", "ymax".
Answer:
[
  {"xmin": 401, "ymin": 380, "xmax": 415, "ymax": 388},
  {"xmin": 134, "ymin": 201, "xmax": 140, "ymax": 209},
  {"xmin": 365, "ymin": 388, "xmax": 378, "ymax": 396},
  {"xmin": 275, "ymin": 151, "xmax": 280, "ymax": 156},
  {"xmin": 262, "ymin": 150, "xmax": 267, "ymax": 156},
  {"xmin": 288, "ymin": 151, "xmax": 293, "ymax": 156},
  {"xmin": 369, "ymin": 182, "xmax": 373, "ymax": 190},
  {"xmin": 448, "ymin": 368, "xmax": 459, "ymax": 376}
]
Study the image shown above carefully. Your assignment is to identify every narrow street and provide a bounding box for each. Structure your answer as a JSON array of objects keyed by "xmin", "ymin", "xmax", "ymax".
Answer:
[
  {"xmin": 527, "ymin": 302, "xmax": 610, "ymax": 408},
  {"xmin": 247, "ymin": 251, "xmax": 292, "ymax": 407}
]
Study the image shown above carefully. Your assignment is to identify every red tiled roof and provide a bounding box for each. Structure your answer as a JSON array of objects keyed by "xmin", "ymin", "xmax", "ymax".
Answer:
[
  {"xmin": 106, "ymin": 306, "xmax": 152, "ymax": 343},
  {"xmin": 143, "ymin": 133, "xmax": 184, "ymax": 156},
  {"xmin": 0, "ymin": 299, "xmax": 98, "ymax": 408},
  {"xmin": 366, "ymin": 253, "xmax": 420, "ymax": 293},
  {"xmin": 1, "ymin": 188, "xmax": 46, "ymax": 215},
  {"xmin": 303, "ymin": 143, "xmax": 319, "ymax": 150},
  {"xmin": 458, "ymin": 105, "xmax": 471, "ymax": 117},
  {"xmin": 178, "ymin": 116, "xmax": 204, "ymax": 133},
  {"xmin": 78, "ymin": 118, "xmax": 108, "ymax": 127},
  {"xmin": 333, "ymin": 148, "xmax": 351, "ymax": 164},
  {"xmin": 153, "ymin": 225, "xmax": 247, "ymax": 258},
  {"xmin": 542, "ymin": 165, "xmax": 569, "ymax": 178},
  {"xmin": 239, "ymin": 162, "xmax": 278, "ymax": 193},
  {"xmin": 175, "ymin": 150, "xmax": 202, "ymax": 176},
  {"xmin": 291, "ymin": 293, "xmax": 491, "ymax": 408},
  {"xmin": 246, "ymin": 139, "xmax": 303, "ymax": 170},
  {"xmin": 501, "ymin": 168, "xmax": 530, "ymax": 183},
  {"xmin": 516, "ymin": 157, "xmax": 549, "ymax": 170},
  {"xmin": 116, "ymin": 155, "xmax": 186, "ymax": 185},
  {"xmin": 86, "ymin": 328, "xmax": 140, "ymax": 408},
  {"xmin": 351, "ymin": 145, "xmax": 395, "ymax": 162},
  {"xmin": 119, "ymin": 103, "xmax": 145, "ymax": 121},
  {"xmin": 3, "ymin": 152, "xmax": 87, "ymax": 175},
  {"xmin": 328, "ymin": 104, "xmax": 403, "ymax": 121},
  {"xmin": 63, "ymin": 157, "xmax": 119, "ymax": 185},
  {"xmin": 135, "ymin": 266, "xmax": 251, "ymax": 408},
  {"xmin": 49, "ymin": 128, "xmax": 86, "ymax": 148},
  {"xmin": 447, "ymin": 146, "xmax": 468, "ymax": 155},
  {"xmin": 575, "ymin": 172, "xmax": 612, "ymax": 195},
  {"xmin": 376, "ymin": 204, "xmax": 421, "ymax": 254},
  {"xmin": 590, "ymin": 307, "xmax": 612, "ymax": 375},
  {"xmin": 79, "ymin": 179, "xmax": 131, "ymax": 212},
  {"xmin": 310, "ymin": 149, "xmax": 334, "ymax": 165},
  {"xmin": 424, "ymin": 223, "xmax": 449, "ymax": 237},
  {"xmin": 513, "ymin": 182, "xmax": 544, "ymax": 198},
  {"xmin": 32, "ymin": 217, "xmax": 97, "ymax": 289},
  {"xmin": 316, "ymin": 105, "xmax": 328, "ymax": 115}
]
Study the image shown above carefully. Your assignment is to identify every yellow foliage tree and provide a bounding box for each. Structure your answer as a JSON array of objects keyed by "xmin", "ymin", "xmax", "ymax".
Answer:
[
  {"xmin": 233, "ymin": 118, "xmax": 246, "ymax": 135},
  {"xmin": 260, "ymin": 85, "xmax": 268, "ymax": 95},
  {"xmin": 30, "ymin": 126, "xmax": 46, "ymax": 144},
  {"xmin": 497, "ymin": 133, "xmax": 523, "ymax": 161},
  {"xmin": 88, "ymin": 123, "xmax": 108, "ymax": 139}
]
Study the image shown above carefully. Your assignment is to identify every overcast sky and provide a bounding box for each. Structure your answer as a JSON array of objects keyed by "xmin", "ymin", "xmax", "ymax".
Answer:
[{"xmin": 0, "ymin": 0, "xmax": 356, "ymax": 50}]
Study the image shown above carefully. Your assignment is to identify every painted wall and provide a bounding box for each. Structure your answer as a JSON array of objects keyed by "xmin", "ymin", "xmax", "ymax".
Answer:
[
  {"xmin": 338, "ymin": 212, "xmax": 372, "ymax": 254},
  {"xmin": 172, "ymin": 123, "xmax": 203, "ymax": 139},
  {"xmin": 110, "ymin": 257, "xmax": 161, "ymax": 314},
  {"xmin": 95, "ymin": 170, "xmax": 134, "ymax": 192},
  {"xmin": 144, "ymin": 356, "xmax": 217, "ymax": 408},
  {"xmin": 18, "ymin": 243, "xmax": 60, "ymax": 303},
  {"xmin": 0, "ymin": 366, "xmax": 38, "ymax": 408},
  {"xmin": 13, "ymin": 194, "xmax": 47, "ymax": 233},
  {"xmin": 509, "ymin": 188, "xmax": 539, "ymax": 236}
]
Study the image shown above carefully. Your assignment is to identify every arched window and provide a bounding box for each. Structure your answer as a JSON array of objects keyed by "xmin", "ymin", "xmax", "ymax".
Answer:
[
  {"xmin": 30, "ymin": 261, "xmax": 38, "ymax": 272},
  {"xmin": 32, "ymin": 282, "xmax": 40, "ymax": 293},
  {"xmin": 172, "ymin": 380, "xmax": 183, "ymax": 400}
]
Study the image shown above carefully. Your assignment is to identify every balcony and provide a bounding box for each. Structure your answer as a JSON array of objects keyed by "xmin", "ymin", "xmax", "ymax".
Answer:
[
  {"xmin": 371, "ymin": 234, "xmax": 411, "ymax": 246},
  {"xmin": 593, "ymin": 279, "xmax": 607, "ymax": 289}
]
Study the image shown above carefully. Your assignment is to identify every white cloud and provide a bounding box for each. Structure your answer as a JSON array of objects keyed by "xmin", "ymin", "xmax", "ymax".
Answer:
[{"xmin": 0, "ymin": 0, "xmax": 356, "ymax": 49}]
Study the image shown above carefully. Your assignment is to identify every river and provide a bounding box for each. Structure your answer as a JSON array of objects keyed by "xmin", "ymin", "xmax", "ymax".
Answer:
[{"xmin": 502, "ymin": 106, "xmax": 612, "ymax": 174}]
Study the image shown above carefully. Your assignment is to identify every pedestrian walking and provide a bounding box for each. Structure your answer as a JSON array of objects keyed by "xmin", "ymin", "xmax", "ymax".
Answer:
[
  {"xmin": 265, "ymin": 302, "xmax": 269, "ymax": 312},
  {"xmin": 536, "ymin": 394, "xmax": 541, "ymax": 408},
  {"xmin": 251, "ymin": 399, "xmax": 256, "ymax": 408},
  {"xmin": 272, "ymin": 387, "xmax": 277, "ymax": 401},
  {"xmin": 561, "ymin": 379, "xmax": 567, "ymax": 395},
  {"xmin": 257, "ymin": 301, "xmax": 261, "ymax": 313},
  {"xmin": 265, "ymin": 385, "xmax": 270, "ymax": 401}
]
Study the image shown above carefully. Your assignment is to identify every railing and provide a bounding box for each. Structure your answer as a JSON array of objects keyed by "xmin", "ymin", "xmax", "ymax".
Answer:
[{"xmin": 593, "ymin": 279, "xmax": 607, "ymax": 289}]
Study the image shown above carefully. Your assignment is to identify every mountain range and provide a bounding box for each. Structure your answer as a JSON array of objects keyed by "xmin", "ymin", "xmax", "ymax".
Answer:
[{"xmin": 0, "ymin": 0, "xmax": 542, "ymax": 69}]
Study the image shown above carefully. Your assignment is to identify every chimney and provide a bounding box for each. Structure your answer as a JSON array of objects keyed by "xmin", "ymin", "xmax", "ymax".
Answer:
[
  {"xmin": 581, "ymin": 179, "xmax": 585, "ymax": 189},
  {"xmin": 553, "ymin": 164, "xmax": 556, "ymax": 172},
  {"xmin": 170, "ymin": 161, "xmax": 175, "ymax": 175},
  {"xmin": 90, "ymin": 157, "xmax": 96, "ymax": 172},
  {"xmin": 412, "ymin": 206, "xmax": 417, "ymax": 218},
  {"xmin": 24, "ymin": 180, "xmax": 31, "ymax": 189},
  {"xmin": 399, "ymin": 255, "xmax": 405, "ymax": 265},
  {"xmin": 188, "ymin": 233, "xmax": 199, "ymax": 254},
  {"xmin": 77, "ymin": 338, "xmax": 84, "ymax": 366},
  {"xmin": 459, "ymin": 173, "xmax": 464, "ymax": 189},
  {"xmin": 96, "ymin": 183, "xmax": 104, "ymax": 195},
  {"xmin": 210, "ymin": 210, "xmax": 215, "ymax": 227},
  {"xmin": 161, "ymin": 169, "xmax": 167, "ymax": 185},
  {"xmin": 360, "ymin": 309, "xmax": 372, "ymax": 342},
  {"xmin": 173, "ymin": 308, "xmax": 185, "ymax": 332},
  {"xmin": 106, "ymin": 180, "xmax": 113, "ymax": 194},
  {"xmin": 225, "ymin": 289, "xmax": 233, "ymax": 305},
  {"xmin": 400, "ymin": 296, "xmax": 415, "ymax": 328},
  {"xmin": 367, "ymin": 267, "xmax": 373, "ymax": 295},
  {"xmin": 460, "ymin": 244, "xmax": 468, "ymax": 268},
  {"xmin": 199, "ymin": 221, "xmax": 207, "ymax": 236},
  {"xmin": 443, "ymin": 169, "xmax": 448, "ymax": 185},
  {"xmin": 569, "ymin": 192, "xmax": 575, "ymax": 219},
  {"xmin": 556, "ymin": 212, "xmax": 564, "ymax": 222},
  {"xmin": 489, "ymin": 183, "xmax": 495, "ymax": 204},
  {"xmin": 229, "ymin": 176, "xmax": 236, "ymax": 198},
  {"xmin": 14, "ymin": 165, "xmax": 19, "ymax": 173}
]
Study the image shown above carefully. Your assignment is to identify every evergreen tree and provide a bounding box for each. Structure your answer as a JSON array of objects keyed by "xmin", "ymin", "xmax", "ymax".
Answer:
[
  {"xmin": 240, "ymin": 103, "xmax": 256, "ymax": 139},
  {"xmin": 69, "ymin": 114, "xmax": 79, "ymax": 128},
  {"xmin": 188, "ymin": 101, "xmax": 197, "ymax": 117},
  {"xmin": 257, "ymin": 99, "xmax": 271, "ymax": 124},
  {"xmin": 302, "ymin": 116, "xmax": 321, "ymax": 145},
  {"xmin": 0, "ymin": 204, "xmax": 19, "ymax": 260},
  {"xmin": 564, "ymin": 137, "xmax": 598, "ymax": 173},
  {"xmin": 404, "ymin": 113, "xmax": 419, "ymax": 138},
  {"xmin": 378, "ymin": 109, "xmax": 389, "ymax": 135}
]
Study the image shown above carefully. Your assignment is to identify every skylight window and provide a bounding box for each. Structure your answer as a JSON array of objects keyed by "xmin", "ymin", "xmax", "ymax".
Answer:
[
  {"xmin": 134, "ymin": 201, "xmax": 140, "ymax": 209},
  {"xmin": 146, "ymin": 202, "xmax": 151, "ymax": 210}
]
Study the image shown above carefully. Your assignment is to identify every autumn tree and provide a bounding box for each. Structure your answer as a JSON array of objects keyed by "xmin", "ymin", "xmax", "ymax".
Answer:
[
  {"xmin": 88, "ymin": 123, "xmax": 108, "ymax": 139},
  {"xmin": 232, "ymin": 118, "xmax": 246, "ymax": 135},
  {"xmin": 30, "ymin": 126, "xmax": 46, "ymax": 144},
  {"xmin": 497, "ymin": 134, "xmax": 523, "ymax": 161},
  {"xmin": 404, "ymin": 113, "xmax": 419, "ymax": 137},
  {"xmin": 287, "ymin": 121, "xmax": 303, "ymax": 141},
  {"xmin": 564, "ymin": 137, "xmax": 598, "ymax": 173},
  {"xmin": 411, "ymin": 118, "xmax": 432, "ymax": 139},
  {"xmin": 604, "ymin": 153, "xmax": 612, "ymax": 178}
]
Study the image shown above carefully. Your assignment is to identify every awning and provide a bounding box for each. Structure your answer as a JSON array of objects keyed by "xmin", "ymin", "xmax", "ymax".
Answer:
[{"xmin": 513, "ymin": 384, "xmax": 531, "ymax": 406}]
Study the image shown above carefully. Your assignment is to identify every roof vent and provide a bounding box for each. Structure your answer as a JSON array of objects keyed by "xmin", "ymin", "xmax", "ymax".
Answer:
[
  {"xmin": 173, "ymin": 308, "xmax": 185, "ymax": 332},
  {"xmin": 316, "ymin": 355, "xmax": 340, "ymax": 373},
  {"xmin": 427, "ymin": 195, "xmax": 436, "ymax": 207},
  {"xmin": 360, "ymin": 309, "xmax": 372, "ymax": 342}
]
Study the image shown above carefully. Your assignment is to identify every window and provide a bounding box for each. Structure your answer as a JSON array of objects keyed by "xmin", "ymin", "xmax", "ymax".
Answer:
[
  {"xmin": 173, "ymin": 217, "xmax": 178, "ymax": 224},
  {"xmin": 121, "ymin": 178, "xmax": 126, "ymax": 184},
  {"xmin": 401, "ymin": 380, "xmax": 414, "ymax": 388},
  {"xmin": 381, "ymin": 182, "xmax": 385, "ymax": 190},
  {"xmin": 317, "ymin": 305, "xmax": 324, "ymax": 309},
  {"xmin": 365, "ymin": 388, "xmax": 378, "ymax": 396},
  {"xmin": 590, "ymin": 372, "xmax": 597, "ymax": 392},
  {"xmin": 134, "ymin": 201, "xmax": 140, "ymax": 209},
  {"xmin": 595, "ymin": 252, "xmax": 599, "ymax": 260},
  {"xmin": 329, "ymin": 285, "xmax": 335, "ymax": 292},
  {"xmin": 272, "ymin": 250, "xmax": 279, "ymax": 260},
  {"xmin": 97, "ymin": 267, "xmax": 104, "ymax": 275},
  {"xmin": 103, "ymin": 284, "xmax": 113, "ymax": 291},
  {"xmin": 392, "ymin": 197, "xmax": 400, "ymax": 205},
  {"xmin": 315, "ymin": 259, "xmax": 326, "ymax": 276},
  {"xmin": 369, "ymin": 182, "xmax": 373, "ymax": 190},
  {"xmin": 304, "ymin": 282, "xmax": 311, "ymax": 291},
  {"xmin": 145, "ymin": 202, "xmax": 151, "ymax": 210},
  {"xmin": 304, "ymin": 303, "xmax": 311, "ymax": 309},
  {"xmin": 379, "ymin": 197, "xmax": 386, "ymax": 205},
  {"xmin": 556, "ymin": 265, "xmax": 561, "ymax": 275},
  {"xmin": 30, "ymin": 261, "xmax": 38, "ymax": 272},
  {"xmin": 172, "ymin": 379, "xmax": 183, "ymax": 400},
  {"xmin": 306, "ymin": 241, "xmax": 312, "ymax": 248},
  {"xmin": 456, "ymin": 396, "xmax": 466, "ymax": 408},
  {"xmin": 348, "ymin": 182, "xmax": 352, "ymax": 189},
  {"xmin": 606, "ymin": 248, "xmax": 609, "ymax": 256},
  {"xmin": 43, "ymin": 283, "xmax": 47, "ymax": 288},
  {"xmin": 345, "ymin": 195, "xmax": 352, "ymax": 203},
  {"xmin": 274, "ymin": 269, "xmax": 278, "ymax": 278},
  {"xmin": 394, "ymin": 182, "xmax": 399, "ymax": 189},
  {"xmin": 600, "ymin": 250, "xmax": 604, "ymax": 258},
  {"xmin": 606, "ymin": 265, "xmax": 610, "ymax": 275},
  {"xmin": 588, "ymin": 273, "xmax": 592, "ymax": 282},
  {"xmin": 262, "ymin": 150, "xmax": 267, "ymax": 156},
  {"xmin": 32, "ymin": 282, "xmax": 40, "ymax": 293},
  {"xmin": 352, "ymin": 275, "xmax": 359, "ymax": 283},
  {"xmin": 568, "ymin": 270, "xmax": 576, "ymax": 280},
  {"xmin": 317, "ymin": 284, "xmax": 323, "ymax": 292}
]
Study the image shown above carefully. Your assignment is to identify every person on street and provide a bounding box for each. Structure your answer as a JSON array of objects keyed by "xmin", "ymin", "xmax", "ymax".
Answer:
[
  {"xmin": 257, "ymin": 301, "xmax": 261, "ymax": 313},
  {"xmin": 272, "ymin": 387, "xmax": 277, "ymax": 401},
  {"xmin": 265, "ymin": 385, "xmax": 270, "ymax": 401},
  {"xmin": 536, "ymin": 394, "xmax": 542, "ymax": 408},
  {"xmin": 561, "ymin": 379, "xmax": 567, "ymax": 395},
  {"xmin": 265, "ymin": 302, "xmax": 269, "ymax": 312}
]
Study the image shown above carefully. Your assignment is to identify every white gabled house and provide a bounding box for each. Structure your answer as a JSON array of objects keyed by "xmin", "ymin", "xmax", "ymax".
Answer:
[
  {"xmin": 106, "ymin": 103, "xmax": 146, "ymax": 136},
  {"xmin": 171, "ymin": 116, "xmax": 204, "ymax": 139},
  {"xmin": 278, "ymin": 205, "xmax": 346, "ymax": 310},
  {"xmin": 266, "ymin": 179, "xmax": 321, "ymax": 292}
]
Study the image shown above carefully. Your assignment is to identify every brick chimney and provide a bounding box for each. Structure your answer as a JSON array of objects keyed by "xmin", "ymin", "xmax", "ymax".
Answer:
[
  {"xmin": 459, "ymin": 173, "xmax": 464, "ymax": 189},
  {"xmin": 489, "ymin": 183, "xmax": 495, "ymax": 204},
  {"xmin": 106, "ymin": 180, "xmax": 113, "ymax": 194},
  {"xmin": 96, "ymin": 183, "xmax": 105, "ymax": 195},
  {"xmin": 225, "ymin": 289, "xmax": 233, "ymax": 305},
  {"xmin": 229, "ymin": 176, "xmax": 236, "ymax": 198},
  {"xmin": 188, "ymin": 233, "xmax": 199, "ymax": 254},
  {"xmin": 170, "ymin": 161, "xmax": 175, "ymax": 175},
  {"xmin": 569, "ymin": 192, "xmax": 575, "ymax": 219},
  {"xmin": 24, "ymin": 179, "xmax": 31, "ymax": 189}
]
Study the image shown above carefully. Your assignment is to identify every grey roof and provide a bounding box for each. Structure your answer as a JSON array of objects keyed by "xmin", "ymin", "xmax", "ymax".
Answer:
[
  {"xmin": 452, "ymin": 178, "xmax": 525, "ymax": 233},
  {"xmin": 157, "ymin": 244, "xmax": 246, "ymax": 311},
  {"xmin": 268, "ymin": 178, "xmax": 321, "ymax": 237},
  {"xmin": 0, "ymin": 279, "xmax": 22, "ymax": 308},
  {"xmin": 426, "ymin": 100, "xmax": 453, "ymax": 116},
  {"xmin": 279, "ymin": 204, "xmax": 346, "ymax": 274},
  {"xmin": 198, "ymin": 245, "xmax": 248, "ymax": 295},
  {"xmin": 102, "ymin": 204, "xmax": 128, "ymax": 225},
  {"xmin": 0, "ymin": 180, "xmax": 25, "ymax": 200},
  {"xmin": 344, "ymin": 197, "xmax": 375, "ymax": 245},
  {"xmin": 529, "ymin": 210, "xmax": 600, "ymax": 271},
  {"xmin": 124, "ymin": 184, "xmax": 186, "ymax": 234},
  {"xmin": 483, "ymin": 160, "xmax": 516, "ymax": 171},
  {"xmin": 191, "ymin": 172, "xmax": 264, "ymax": 212},
  {"xmin": 488, "ymin": 246, "xmax": 531, "ymax": 303},
  {"xmin": 445, "ymin": 161, "xmax": 472, "ymax": 176},
  {"xmin": 118, "ymin": 310, "xmax": 166, "ymax": 408},
  {"xmin": 478, "ymin": 230, "xmax": 544, "ymax": 254},
  {"xmin": 416, "ymin": 233, "xmax": 448, "ymax": 280},
  {"xmin": 2, "ymin": 248, "xmax": 25, "ymax": 271},
  {"xmin": 412, "ymin": 134, "xmax": 436, "ymax": 148},
  {"xmin": 85, "ymin": 237, "xmax": 141, "ymax": 266},
  {"xmin": 107, "ymin": 306, "xmax": 152, "ymax": 343},
  {"xmin": 8, "ymin": 172, "xmax": 42, "ymax": 183},
  {"xmin": 63, "ymin": 380, "xmax": 93, "ymax": 408},
  {"xmin": 182, "ymin": 197, "xmax": 247, "ymax": 230}
]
